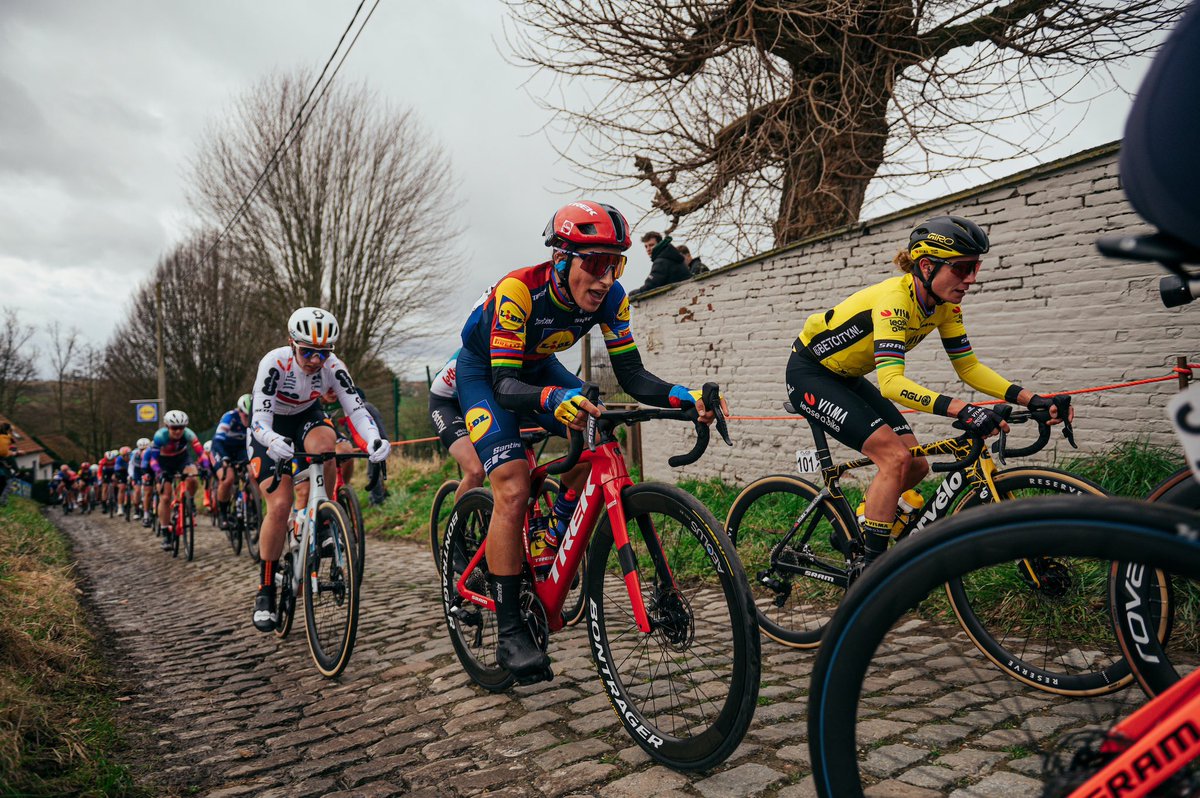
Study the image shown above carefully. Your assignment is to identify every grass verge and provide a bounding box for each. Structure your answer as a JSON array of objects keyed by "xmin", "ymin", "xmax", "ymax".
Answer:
[{"xmin": 0, "ymin": 498, "xmax": 143, "ymax": 797}]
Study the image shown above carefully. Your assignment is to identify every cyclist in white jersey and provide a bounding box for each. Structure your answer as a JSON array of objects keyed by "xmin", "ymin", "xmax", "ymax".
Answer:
[{"xmin": 247, "ymin": 307, "xmax": 391, "ymax": 632}]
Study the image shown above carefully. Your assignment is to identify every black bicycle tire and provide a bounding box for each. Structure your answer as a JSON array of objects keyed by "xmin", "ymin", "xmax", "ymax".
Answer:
[
  {"xmin": 184, "ymin": 496, "xmax": 195, "ymax": 562},
  {"xmin": 585, "ymin": 482, "xmax": 760, "ymax": 771},
  {"xmin": 1110, "ymin": 467, "xmax": 1200, "ymax": 696},
  {"xmin": 337, "ymin": 485, "xmax": 366, "ymax": 587},
  {"xmin": 243, "ymin": 482, "xmax": 263, "ymax": 563},
  {"xmin": 725, "ymin": 474, "xmax": 853, "ymax": 648},
  {"xmin": 303, "ymin": 500, "xmax": 359, "ymax": 678},
  {"xmin": 808, "ymin": 496, "xmax": 1200, "ymax": 798},
  {"xmin": 429, "ymin": 479, "xmax": 460, "ymax": 574},
  {"xmin": 441, "ymin": 488, "xmax": 516, "ymax": 693},
  {"xmin": 275, "ymin": 552, "xmax": 295, "ymax": 639},
  {"xmin": 945, "ymin": 466, "xmax": 1144, "ymax": 696}
]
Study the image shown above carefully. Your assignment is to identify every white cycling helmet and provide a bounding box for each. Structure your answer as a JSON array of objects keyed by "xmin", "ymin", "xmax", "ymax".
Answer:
[
  {"xmin": 203, "ymin": 440, "xmax": 213, "ymax": 452},
  {"xmin": 136, "ymin": 437, "xmax": 151, "ymax": 449},
  {"xmin": 163, "ymin": 409, "xmax": 189, "ymax": 427},
  {"xmin": 89, "ymin": 464, "xmax": 99, "ymax": 474},
  {"xmin": 288, "ymin": 307, "xmax": 339, "ymax": 348},
  {"xmin": 237, "ymin": 393, "xmax": 253, "ymax": 415}
]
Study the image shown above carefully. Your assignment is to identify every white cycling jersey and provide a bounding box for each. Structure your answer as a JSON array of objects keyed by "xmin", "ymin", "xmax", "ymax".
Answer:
[
  {"xmin": 430, "ymin": 349, "xmax": 458, "ymax": 399},
  {"xmin": 250, "ymin": 345, "xmax": 380, "ymax": 448}
]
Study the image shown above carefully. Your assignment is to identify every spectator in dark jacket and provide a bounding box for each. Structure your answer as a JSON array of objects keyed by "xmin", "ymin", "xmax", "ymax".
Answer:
[
  {"xmin": 629, "ymin": 231, "xmax": 691, "ymax": 296},
  {"xmin": 677, "ymin": 245, "xmax": 708, "ymax": 275}
]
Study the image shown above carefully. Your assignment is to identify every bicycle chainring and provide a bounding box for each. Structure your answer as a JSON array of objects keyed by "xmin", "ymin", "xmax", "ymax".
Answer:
[{"xmin": 521, "ymin": 588, "xmax": 550, "ymax": 653}]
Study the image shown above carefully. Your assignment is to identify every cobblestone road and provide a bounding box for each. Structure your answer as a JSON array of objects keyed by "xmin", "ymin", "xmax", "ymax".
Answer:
[{"xmin": 57, "ymin": 508, "xmax": 1141, "ymax": 797}]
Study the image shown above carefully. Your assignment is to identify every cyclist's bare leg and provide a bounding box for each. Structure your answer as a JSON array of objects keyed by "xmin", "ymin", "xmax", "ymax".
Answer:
[
  {"xmin": 157, "ymin": 478, "xmax": 173, "ymax": 526},
  {"xmin": 259, "ymin": 473, "xmax": 295, "ymax": 563},
  {"xmin": 216, "ymin": 462, "xmax": 235, "ymax": 503},
  {"xmin": 448, "ymin": 437, "xmax": 485, "ymax": 504},
  {"xmin": 483, "ymin": 459, "xmax": 530, "ymax": 576},
  {"xmin": 861, "ymin": 428, "xmax": 927, "ymax": 523},
  {"xmin": 183, "ymin": 465, "xmax": 198, "ymax": 496}
]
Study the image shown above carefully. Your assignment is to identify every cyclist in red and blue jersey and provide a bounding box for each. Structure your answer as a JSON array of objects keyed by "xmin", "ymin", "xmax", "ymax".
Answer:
[
  {"xmin": 137, "ymin": 440, "xmax": 155, "ymax": 526},
  {"xmin": 148, "ymin": 410, "xmax": 204, "ymax": 549},
  {"xmin": 211, "ymin": 394, "xmax": 252, "ymax": 529},
  {"xmin": 456, "ymin": 199, "xmax": 724, "ymax": 684}
]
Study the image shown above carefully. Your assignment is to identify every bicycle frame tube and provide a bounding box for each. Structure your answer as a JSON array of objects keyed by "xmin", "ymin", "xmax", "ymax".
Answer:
[
  {"xmin": 1071, "ymin": 666, "xmax": 1200, "ymax": 796},
  {"xmin": 453, "ymin": 440, "xmax": 654, "ymax": 635}
]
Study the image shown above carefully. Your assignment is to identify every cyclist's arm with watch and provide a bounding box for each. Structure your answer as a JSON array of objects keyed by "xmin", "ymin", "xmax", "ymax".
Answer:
[{"xmin": 325, "ymin": 355, "xmax": 390, "ymax": 463}]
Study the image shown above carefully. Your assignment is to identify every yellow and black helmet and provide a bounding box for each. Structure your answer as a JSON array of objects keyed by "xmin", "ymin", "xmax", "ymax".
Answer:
[{"xmin": 908, "ymin": 216, "xmax": 990, "ymax": 261}]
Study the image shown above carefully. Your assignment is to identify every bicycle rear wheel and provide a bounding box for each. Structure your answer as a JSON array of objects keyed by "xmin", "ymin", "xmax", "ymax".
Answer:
[
  {"xmin": 337, "ymin": 485, "xmax": 366, "ymax": 587},
  {"xmin": 441, "ymin": 488, "xmax": 515, "ymax": 693},
  {"xmin": 303, "ymin": 500, "xmax": 359, "ymax": 678},
  {"xmin": 946, "ymin": 467, "xmax": 1152, "ymax": 696},
  {"xmin": 808, "ymin": 497, "xmax": 1200, "ymax": 798},
  {"xmin": 725, "ymin": 474, "xmax": 853, "ymax": 648},
  {"xmin": 429, "ymin": 479, "xmax": 460, "ymax": 574},
  {"xmin": 585, "ymin": 482, "xmax": 760, "ymax": 771}
]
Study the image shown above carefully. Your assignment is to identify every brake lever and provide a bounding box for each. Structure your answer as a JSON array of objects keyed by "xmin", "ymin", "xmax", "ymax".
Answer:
[
  {"xmin": 701, "ymin": 382, "xmax": 732, "ymax": 447},
  {"xmin": 1055, "ymin": 395, "xmax": 1077, "ymax": 449},
  {"xmin": 994, "ymin": 427, "xmax": 1009, "ymax": 466}
]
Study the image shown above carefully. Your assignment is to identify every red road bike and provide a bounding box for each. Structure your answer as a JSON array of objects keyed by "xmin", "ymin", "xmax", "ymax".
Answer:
[{"xmin": 441, "ymin": 384, "xmax": 760, "ymax": 771}]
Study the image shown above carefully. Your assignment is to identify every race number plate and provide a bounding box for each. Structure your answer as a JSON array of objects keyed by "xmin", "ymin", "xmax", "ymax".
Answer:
[
  {"xmin": 1168, "ymin": 382, "xmax": 1200, "ymax": 480},
  {"xmin": 795, "ymin": 448, "xmax": 820, "ymax": 475}
]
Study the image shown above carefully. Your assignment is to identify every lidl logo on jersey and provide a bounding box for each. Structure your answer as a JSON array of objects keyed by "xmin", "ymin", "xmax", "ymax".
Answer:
[
  {"xmin": 497, "ymin": 296, "xmax": 527, "ymax": 332},
  {"xmin": 466, "ymin": 402, "xmax": 496, "ymax": 443},
  {"xmin": 535, "ymin": 329, "xmax": 578, "ymax": 355},
  {"xmin": 616, "ymin": 295, "xmax": 630, "ymax": 322}
]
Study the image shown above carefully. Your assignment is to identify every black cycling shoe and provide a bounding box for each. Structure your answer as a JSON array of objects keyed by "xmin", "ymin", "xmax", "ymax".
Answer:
[
  {"xmin": 142, "ymin": 515, "xmax": 152, "ymax": 528},
  {"xmin": 497, "ymin": 623, "xmax": 553, "ymax": 684},
  {"xmin": 252, "ymin": 588, "xmax": 277, "ymax": 633},
  {"xmin": 160, "ymin": 531, "xmax": 173, "ymax": 551}
]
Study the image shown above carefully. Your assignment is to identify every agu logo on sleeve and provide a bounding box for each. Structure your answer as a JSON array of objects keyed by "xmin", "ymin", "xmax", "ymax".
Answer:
[{"xmin": 466, "ymin": 401, "xmax": 496, "ymax": 443}]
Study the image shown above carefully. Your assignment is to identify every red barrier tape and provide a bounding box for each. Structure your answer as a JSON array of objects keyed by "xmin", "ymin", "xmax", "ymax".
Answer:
[{"xmin": 386, "ymin": 367, "xmax": 1197, "ymax": 443}]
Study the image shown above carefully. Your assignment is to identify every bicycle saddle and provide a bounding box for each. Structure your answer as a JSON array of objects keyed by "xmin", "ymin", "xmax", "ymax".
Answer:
[
  {"xmin": 783, "ymin": 402, "xmax": 798, "ymax": 414},
  {"xmin": 1096, "ymin": 232, "xmax": 1200, "ymax": 265}
]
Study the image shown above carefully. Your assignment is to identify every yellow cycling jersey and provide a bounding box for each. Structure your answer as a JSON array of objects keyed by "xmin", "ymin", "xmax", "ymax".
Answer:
[{"xmin": 796, "ymin": 273, "xmax": 1019, "ymax": 414}]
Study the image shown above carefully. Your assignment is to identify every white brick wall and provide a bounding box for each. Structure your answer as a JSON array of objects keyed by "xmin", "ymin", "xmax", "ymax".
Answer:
[{"xmin": 607, "ymin": 144, "xmax": 1200, "ymax": 486}]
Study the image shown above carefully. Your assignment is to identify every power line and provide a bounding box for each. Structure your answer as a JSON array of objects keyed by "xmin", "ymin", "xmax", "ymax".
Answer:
[{"xmin": 200, "ymin": 0, "xmax": 380, "ymax": 266}]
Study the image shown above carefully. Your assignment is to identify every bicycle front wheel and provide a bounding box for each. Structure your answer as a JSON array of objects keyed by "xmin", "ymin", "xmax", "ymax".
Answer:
[
  {"xmin": 337, "ymin": 485, "xmax": 366, "ymax": 586},
  {"xmin": 303, "ymin": 500, "xmax": 359, "ymax": 678},
  {"xmin": 586, "ymin": 482, "xmax": 760, "ymax": 771},
  {"xmin": 184, "ymin": 496, "xmax": 195, "ymax": 562},
  {"xmin": 725, "ymin": 474, "xmax": 853, "ymax": 648},
  {"xmin": 243, "ymin": 482, "xmax": 263, "ymax": 562},
  {"xmin": 441, "ymin": 489, "xmax": 515, "ymax": 693},
  {"xmin": 808, "ymin": 496, "xmax": 1200, "ymax": 798},
  {"xmin": 946, "ymin": 466, "xmax": 1147, "ymax": 696},
  {"xmin": 429, "ymin": 479, "xmax": 460, "ymax": 575}
]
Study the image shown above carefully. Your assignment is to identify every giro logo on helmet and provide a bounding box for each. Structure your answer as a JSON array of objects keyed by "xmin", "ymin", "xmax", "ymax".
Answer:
[{"xmin": 927, "ymin": 232, "xmax": 954, "ymax": 245}]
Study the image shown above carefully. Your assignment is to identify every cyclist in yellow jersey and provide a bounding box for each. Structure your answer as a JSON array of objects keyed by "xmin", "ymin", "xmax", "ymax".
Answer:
[{"xmin": 787, "ymin": 216, "xmax": 1070, "ymax": 573}]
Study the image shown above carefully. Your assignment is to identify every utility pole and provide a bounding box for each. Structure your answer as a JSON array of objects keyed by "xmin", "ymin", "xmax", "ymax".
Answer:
[{"xmin": 156, "ymin": 281, "xmax": 166, "ymax": 424}]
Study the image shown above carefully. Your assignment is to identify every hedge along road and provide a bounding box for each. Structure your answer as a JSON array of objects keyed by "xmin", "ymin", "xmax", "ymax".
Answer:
[{"xmin": 56, "ymin": 507, "xmax": 1143, "ymax": 798}]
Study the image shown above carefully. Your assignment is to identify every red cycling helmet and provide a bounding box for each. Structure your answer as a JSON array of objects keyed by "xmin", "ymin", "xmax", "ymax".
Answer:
[{"xmin": 543, "ymin": 200, "xmax": 632, "ymax": 252}]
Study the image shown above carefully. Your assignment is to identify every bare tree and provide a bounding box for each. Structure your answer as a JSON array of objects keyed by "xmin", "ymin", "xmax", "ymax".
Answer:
[
  {"xmin": 190, "ymin": 71, "xmax": 459, "ymax": 373},
  {"xmin": 106, "ymin": 232, "xmax": 270, "ymax": 429},
  {"xmin": 0, "ymin": 308, "xmax": 37, "ymax": 416},
  {"xmin": 505, "ymin": 0, "xmax": 1185, "ymax": 251},
  {"xmin": 46, "ymin": 321, "xmax": 80, "ymax": 433}
]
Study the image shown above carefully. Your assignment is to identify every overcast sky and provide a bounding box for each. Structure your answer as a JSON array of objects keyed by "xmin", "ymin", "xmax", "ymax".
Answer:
[{"xmin": 0, "ymin": 1, "xmax": 1156, "ymax": 378}]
